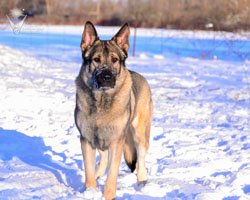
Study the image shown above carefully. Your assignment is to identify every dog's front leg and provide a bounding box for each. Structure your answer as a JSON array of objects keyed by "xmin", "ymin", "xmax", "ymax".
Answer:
[
  {"xmin": 95, "ymin": 149, "xmax": 108, "ymax": 179},
  {"xmin": 104, "ymin": 139, "xmax": 124, "ymax": 200},
  {"xmin": 80, "ymin": 137, "xmax": 96, "ymax": 188}
]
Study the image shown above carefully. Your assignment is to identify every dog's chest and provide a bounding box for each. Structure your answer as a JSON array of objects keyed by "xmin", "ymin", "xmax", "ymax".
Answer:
[
  {"xmin": 77, "ymin": 111, "xmax": 120, "ymax": 150},
  {"xmin": 76, "ymin": 93, "xmax": 122, "ymax": 150}
]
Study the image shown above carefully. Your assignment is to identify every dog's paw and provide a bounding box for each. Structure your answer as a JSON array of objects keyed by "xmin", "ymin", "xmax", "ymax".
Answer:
[{"xmin": 137, "ymin": 180, "xmax": 147, "ymax": 186}]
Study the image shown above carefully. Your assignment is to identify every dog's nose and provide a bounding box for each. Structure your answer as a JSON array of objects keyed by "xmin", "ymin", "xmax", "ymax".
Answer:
[
  {"xmin": 101, "ymin": 71, "xmax": 112, "ymax": 81},
  {"xmin": 94, "ymin": 69, "xmax": 116, "ymax": 89}
]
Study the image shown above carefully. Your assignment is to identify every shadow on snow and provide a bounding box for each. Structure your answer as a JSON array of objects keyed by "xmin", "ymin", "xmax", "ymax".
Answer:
[{"xmin": 0, "ymin": 127, "xmax": 83, "ymax": 192}]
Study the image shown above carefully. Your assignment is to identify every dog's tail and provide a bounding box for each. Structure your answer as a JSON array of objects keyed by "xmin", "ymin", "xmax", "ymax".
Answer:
[{"xmin": 124, "ymin": 128, "xmax": 137, "ymax": 173}]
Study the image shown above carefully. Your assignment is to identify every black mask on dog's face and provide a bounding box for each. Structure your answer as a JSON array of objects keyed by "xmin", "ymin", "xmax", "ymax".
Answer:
[{"xmin": 93, "ymin": 64, "xmax": 117, "ymax": 90}]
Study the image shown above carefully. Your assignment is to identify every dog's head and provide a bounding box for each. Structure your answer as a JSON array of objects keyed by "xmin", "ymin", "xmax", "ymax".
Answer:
[{"xmin": 80, "ymin": 21, "xmax": 130, "ymax": 91}]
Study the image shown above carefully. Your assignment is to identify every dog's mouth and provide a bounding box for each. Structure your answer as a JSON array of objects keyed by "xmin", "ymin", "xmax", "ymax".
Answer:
[{"xmin": 93, "ymin": 68, "xmax": 116, "ymax": 90}]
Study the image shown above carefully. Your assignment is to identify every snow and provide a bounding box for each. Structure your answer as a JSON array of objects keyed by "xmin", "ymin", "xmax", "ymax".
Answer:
[
  {"xmin": 1, "ymin": 23, "xmax": 249, "ymax": 40},
  {"xmin": 1, "ymin": 24, "xmax": 250, "ymax": 62},
  {"xmin": 0, "ymin": 26, "xmax": 250, "ymax": 199}
]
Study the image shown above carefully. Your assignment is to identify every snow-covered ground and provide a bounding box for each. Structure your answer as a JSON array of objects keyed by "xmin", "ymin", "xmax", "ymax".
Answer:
[
  {"xmin": 0, "ymin": 26, "xmax": 250, "ymax": 200},
  {"xmin": 1, "ymin": 23, "xmax": 250, "ymax": 40},
  {"xmin": 1, "ymin": 24, "xmax": 250, "ymax": 62}
]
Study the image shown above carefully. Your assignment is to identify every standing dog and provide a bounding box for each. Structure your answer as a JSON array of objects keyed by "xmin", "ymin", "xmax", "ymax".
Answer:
[{"xmin": 74, "ymin": 21, "xmax": 153, "ymax": 199}]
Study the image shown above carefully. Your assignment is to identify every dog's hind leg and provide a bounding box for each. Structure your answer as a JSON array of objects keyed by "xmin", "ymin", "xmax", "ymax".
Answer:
[
  {"xmin": 134, "ymin": 123, "xmax": 151, "ymax": 186},
  {"xmin": 80, "ymin": 136, "xmax": 96, "ymax": 188},
  {"xmin": 95, "ymin": 149, "xmax": 108, "ymax": 179},
  {"xmin": 133, "ymin": 101, "xmax": 153, "ymax": 186}
]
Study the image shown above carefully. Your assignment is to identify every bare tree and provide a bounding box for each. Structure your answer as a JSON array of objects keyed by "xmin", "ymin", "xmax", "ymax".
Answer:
[{"xmin": 44, "ymin": 0, "xmax": 59, "ymax": 15}]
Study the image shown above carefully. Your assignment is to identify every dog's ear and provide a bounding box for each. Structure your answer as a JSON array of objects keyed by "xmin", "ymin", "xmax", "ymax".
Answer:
[
  {"xmin": 112, "ymin": 23, "xmax": 130, "ymax": 53},
  {"xmin": 81, "ymin": 21, "xmax": 99, "ymax": 52}
]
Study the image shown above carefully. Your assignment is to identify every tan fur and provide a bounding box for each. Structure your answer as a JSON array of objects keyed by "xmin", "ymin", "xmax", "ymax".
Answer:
[
  {"xmin": 80, "ymin": 137, "xmax": 96, "ymax": 188},
  {"xmin": 131, "ymin": 79, "xmax": 153, "ymax": 183},
  {"xmin": 104, "ymin": 139, "xmax": 124, "ymax": 199},
  {"xmin": 95, "ymin": 149, "xmax": 108, "ymax": 179}
]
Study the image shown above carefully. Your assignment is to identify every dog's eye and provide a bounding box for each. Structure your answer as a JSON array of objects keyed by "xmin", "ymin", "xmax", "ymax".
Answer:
[
  {"xmin": 93, "ymin": 57, "xmax": 100, "ymax": 63},
  {"xmin": 112, "ymin": 57, "xmax": 118, "ymax": 63}
]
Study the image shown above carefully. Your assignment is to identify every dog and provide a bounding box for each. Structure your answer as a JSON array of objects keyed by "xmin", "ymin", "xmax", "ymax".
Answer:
[{"xmin": 74, "ymin": 21, "xmax": 153, "ymax": 199}]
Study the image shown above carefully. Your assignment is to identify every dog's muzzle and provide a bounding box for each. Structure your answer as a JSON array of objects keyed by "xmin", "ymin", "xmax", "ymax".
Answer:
[{"xmin": 93, "ymin": 65, "xmax": 116, "ymax": 90}]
